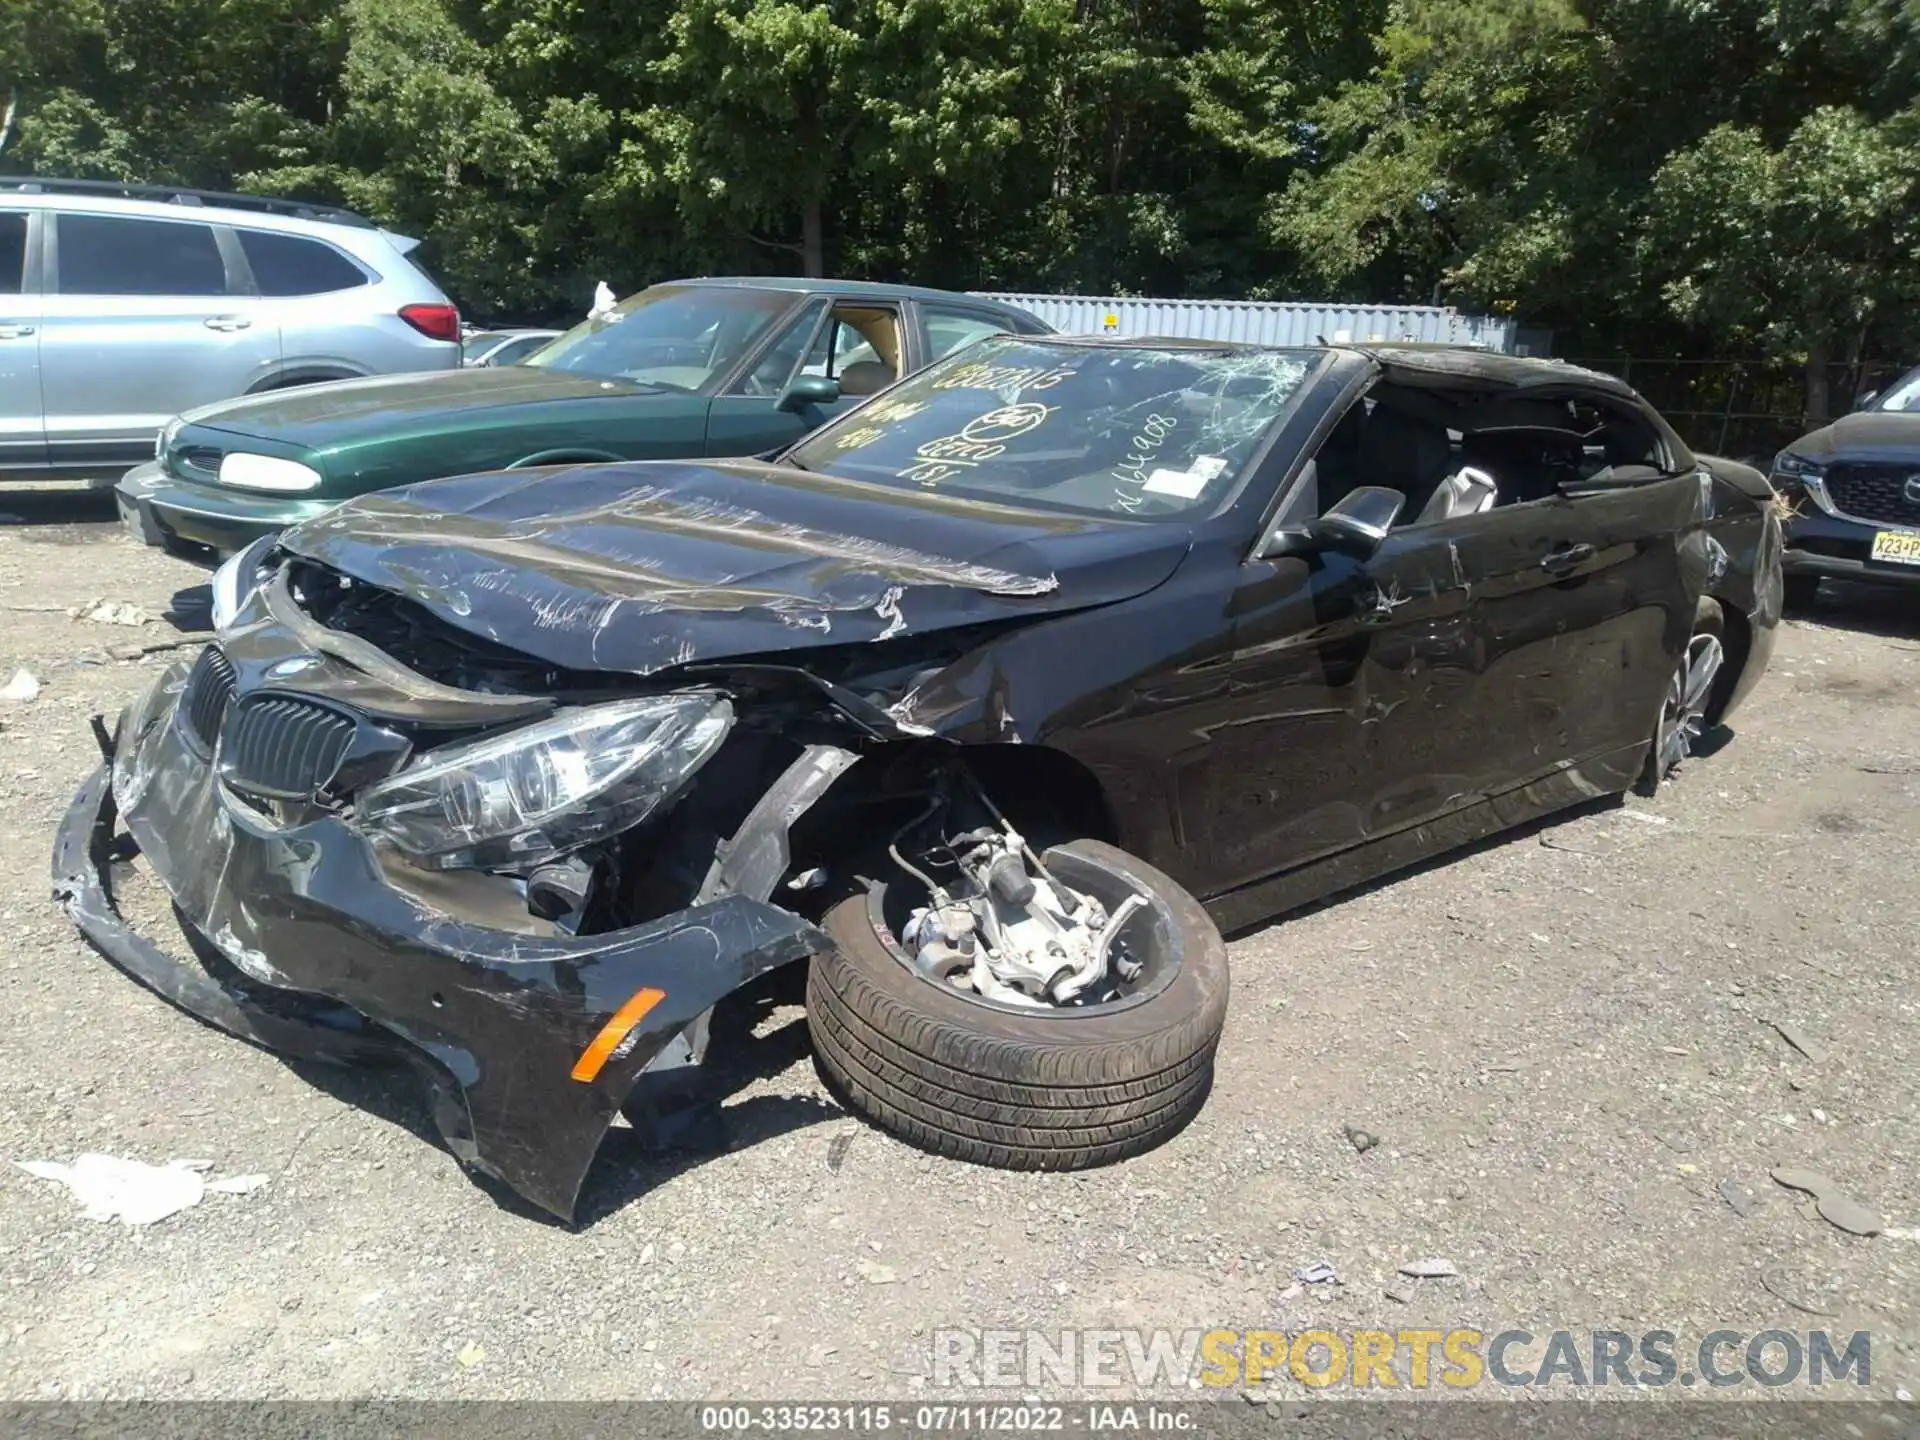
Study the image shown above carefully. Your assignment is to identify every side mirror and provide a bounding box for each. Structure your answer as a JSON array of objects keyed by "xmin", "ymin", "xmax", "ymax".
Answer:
[
  {"xmin": 780, "ymin": 374, "xmax": 841, "ymax": 412},
  {"xmin": 1309, "ymin": 486, "xmax": 1404, "ymax": 556},
  {"xmin": 1261, "ymin": 485, "xmax": 1405, "ymax": 560}
]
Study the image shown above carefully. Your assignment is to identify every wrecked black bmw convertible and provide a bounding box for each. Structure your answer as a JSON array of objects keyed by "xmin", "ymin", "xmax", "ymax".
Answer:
[{"xmin": 55, "ymin": 337, "xmax": 1782, "ymax": 1219}]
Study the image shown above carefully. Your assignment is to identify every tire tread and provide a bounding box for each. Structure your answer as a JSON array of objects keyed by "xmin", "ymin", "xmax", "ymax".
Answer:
[{"xmin": 806, "ymin": 839, "xmax": 1229, "ymax": 1170}]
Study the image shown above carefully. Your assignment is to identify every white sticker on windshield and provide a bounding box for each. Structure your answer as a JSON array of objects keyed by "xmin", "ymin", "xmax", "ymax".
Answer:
[
  {"xmin": 1143, "ymin": 467, "xmax": 1209, "ymax": 499},
  {"xmin": 1190, "ymin": 456, "xmax": 1230, "ymax": 482}
]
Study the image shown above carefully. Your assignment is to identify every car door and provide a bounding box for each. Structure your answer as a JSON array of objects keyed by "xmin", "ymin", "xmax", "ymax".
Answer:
[
  {"xmin": 0, "ymin": 209, "xmax": 43, "ymax": 471},
  {"xmin": 703, "ymin": 299, "xmax": 901, "ymax": 457},
  {"xmin": 1206, "ymin": 509, "xmax": 1488, "ymax": 895},
  {"xmin": 1445, "ymin": 472, "xmax": 1697, "ymax": 795},
  {"xmin": 39, "ymin": 210, "xmax": 279, "ymax": 472}
]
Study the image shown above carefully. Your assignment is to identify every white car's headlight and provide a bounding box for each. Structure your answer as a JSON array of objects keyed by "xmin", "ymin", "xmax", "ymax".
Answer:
[
  {"xmin": 357, "ymin": 693, "xmax": 734, "ymax": 871},
  {"xmin": 218, "ymin": 452, "xmax": 322, "ymax": 492}
]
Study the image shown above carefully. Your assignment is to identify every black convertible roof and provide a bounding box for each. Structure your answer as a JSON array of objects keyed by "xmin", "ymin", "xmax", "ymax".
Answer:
[
  {"xmin": 1023, "ymin": 332, "xmax": 1633, "ymax": 395},
  {"xmin": 1354, "ymin": 343, "xmax": 1635, "ymax": 395}
]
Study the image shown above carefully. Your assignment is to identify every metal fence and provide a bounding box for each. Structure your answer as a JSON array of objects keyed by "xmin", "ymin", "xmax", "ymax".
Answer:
[
  {"xmin": 1566, "ymin": 357, "xmax": 1910, "ymax": 464},
  {"xmin": 976, "ymin": 293, "xmax": 1517, "ymax": 353}
]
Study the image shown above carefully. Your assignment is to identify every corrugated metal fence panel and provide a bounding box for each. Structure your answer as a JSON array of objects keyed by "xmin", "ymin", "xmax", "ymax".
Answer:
[{"xmin": 974, "ymin": 293, "xmax": 1516, "ymax": 353}]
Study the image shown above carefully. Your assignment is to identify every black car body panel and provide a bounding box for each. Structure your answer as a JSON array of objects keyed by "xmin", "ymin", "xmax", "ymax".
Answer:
[
  {"xmin": 55, "ymin": 340, "xmax": 1782, "ymax": 1220},
  {"xmin": 276, "ymin": 459, "xmax": 1194, "ymax": 678},
  {"xmin": 60, "ymin": 667, "xmax": 824, "ymax": 1220}
]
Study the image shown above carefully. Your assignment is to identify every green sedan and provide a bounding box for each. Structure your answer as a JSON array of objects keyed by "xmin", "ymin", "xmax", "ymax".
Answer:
[{"xmin": 116, "ymin": 277, "xmax": 1051, "ymax": 554}]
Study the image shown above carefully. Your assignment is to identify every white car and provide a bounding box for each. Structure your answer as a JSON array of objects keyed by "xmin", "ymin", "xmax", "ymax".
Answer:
[{"xmin": 461, "ymin": 329, "xmax": 562, "ymax": 367}]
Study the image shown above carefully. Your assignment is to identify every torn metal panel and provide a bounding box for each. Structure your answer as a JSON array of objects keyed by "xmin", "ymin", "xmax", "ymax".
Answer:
[{"xmin": 696, "ymin": 745, "xmax": 861, "ymax": 904}]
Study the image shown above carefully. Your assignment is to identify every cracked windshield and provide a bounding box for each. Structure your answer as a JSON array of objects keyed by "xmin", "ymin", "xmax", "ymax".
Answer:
[
  {"xmin": 522, "ymin": 284, "xmax": 792, "ymax": 391},
  {"xmin": 790, "ymin": 338, "xmax": 1316, "ymax": 519}
]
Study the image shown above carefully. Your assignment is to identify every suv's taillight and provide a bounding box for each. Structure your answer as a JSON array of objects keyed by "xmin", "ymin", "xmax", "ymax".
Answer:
[{"xmin": 399, "ymin": 303, "xmax": 461, "ymax": 342}]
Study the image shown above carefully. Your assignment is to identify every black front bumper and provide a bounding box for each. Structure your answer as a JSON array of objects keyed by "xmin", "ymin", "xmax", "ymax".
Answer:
[
  {"xmin": 53, "ymin": 665, "xmax": 826, "ymax": 1221},
  {"xmin": 1784, "ymin": 509, "xmax": 1920, "ymax": 588}
]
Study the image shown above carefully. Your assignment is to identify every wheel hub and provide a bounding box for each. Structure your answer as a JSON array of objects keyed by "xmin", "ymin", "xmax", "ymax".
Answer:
[
  {"xmin": 900, "ymin": 826, "xmax": 1147, "ymax": 1009},
  {"xmin": 1656, "ymin": 631, "xmax": 1725, "ymax": 776}
]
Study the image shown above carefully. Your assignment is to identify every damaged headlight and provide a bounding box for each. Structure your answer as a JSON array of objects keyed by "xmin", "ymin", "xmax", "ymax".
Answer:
[
  {"xmin": 209, "ymin": 534, "xmax": 277, "ymax": 632},
  {"xmin": 355, "ymin": 692, "xmax": 733, "ymax": 871}
]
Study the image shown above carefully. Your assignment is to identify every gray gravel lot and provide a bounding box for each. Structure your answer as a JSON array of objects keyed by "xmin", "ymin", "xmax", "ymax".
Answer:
[{"xmin": 0, "ymin": 490, "xmax": 1915, "ymax": 1403}]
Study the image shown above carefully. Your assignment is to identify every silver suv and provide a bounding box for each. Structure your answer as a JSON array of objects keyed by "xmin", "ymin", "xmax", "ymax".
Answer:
[{"xmin": 0, "ymin": 179, "xmax": 460, "ymax": 485}]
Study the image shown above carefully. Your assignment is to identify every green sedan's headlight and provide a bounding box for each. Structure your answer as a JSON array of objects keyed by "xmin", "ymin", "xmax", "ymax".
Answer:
[
  {"xmin": 218, "ymin": 452, "xmax": 322, "ymax": 492},
  {"xmin": 356, "ymin": 693, "xmax": 734, "ymax": 871}
]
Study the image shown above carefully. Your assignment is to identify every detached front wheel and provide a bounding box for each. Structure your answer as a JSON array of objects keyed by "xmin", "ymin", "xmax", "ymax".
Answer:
[{"xmin": 806, "ymin": 839, "xmax": 1229, "ymax": 1170}]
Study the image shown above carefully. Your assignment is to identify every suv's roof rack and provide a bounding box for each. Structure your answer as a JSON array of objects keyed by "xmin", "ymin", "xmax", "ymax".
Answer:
[{"xmin": 0, "ymin": 178, "xmax": 375, "ymax": 229}]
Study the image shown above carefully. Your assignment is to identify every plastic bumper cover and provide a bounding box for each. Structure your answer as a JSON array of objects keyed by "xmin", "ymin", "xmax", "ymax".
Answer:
[
  {"xmin": 1783, "ymin": 509, "xmax": 1920, "ymax": 587},
  {"xmin": 51, "ymin": 666, "xmax": 827, "ymax": 1221},
  {"xmin": 115, "ymin": 460, "xmax": 337, "ymax": 554}
]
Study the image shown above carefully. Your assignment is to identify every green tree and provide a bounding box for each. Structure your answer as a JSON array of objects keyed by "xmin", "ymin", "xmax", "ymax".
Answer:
[{"xmin": 1643, "ymin": 106, "xmax": 1920, "ymax": 422}]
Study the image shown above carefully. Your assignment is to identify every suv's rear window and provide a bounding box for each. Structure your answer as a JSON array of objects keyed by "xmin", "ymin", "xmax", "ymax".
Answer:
[
  {"xmin": 57, "ymin": 214, "xmax": 227, "ymax": 296},
  {"xmin": 239, "ymin": 229, "xmax": 370, "ymax": 296}
]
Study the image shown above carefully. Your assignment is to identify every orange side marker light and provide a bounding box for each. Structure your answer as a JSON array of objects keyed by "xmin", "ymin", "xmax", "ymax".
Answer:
[{"xmin": 570, "ymin": 986, "xmax": 667, "ymax": 1083}]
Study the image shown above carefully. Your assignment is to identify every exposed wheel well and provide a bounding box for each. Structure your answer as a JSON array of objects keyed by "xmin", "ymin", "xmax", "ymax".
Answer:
[
  {"xmin": 1705, "ymin": 593, "xmax": 1750, "ymax": 724},
  {"xmin": 507, "ymin": 451, "xmax": 625, "ymax": 469},
  {"xmin": 249, "ymin": 370, "xmax": 357, "ymax": 393},
  {"xmin": 957, "ymin": 743, "xmax": 1119, "ymax": 845},
  {"xmin": 787, "ymin": 740, "xmax": 1120, "ymax": 886}
]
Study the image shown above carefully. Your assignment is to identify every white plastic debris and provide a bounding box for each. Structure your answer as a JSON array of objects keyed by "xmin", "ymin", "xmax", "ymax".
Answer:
[
  {"xmin": 0, "ymin": 668, "xmax": 39, "ymax": 702},
  {"xmin": 206, "ymin": 1172, "xmax": 271, "ymax": 1195},
  {"xmin": 17, "ymin": 1154, "xmax": 266, "ymax": 1224},
  {"xmin": 589, "ymin": 280, "xmax": 617, "ymax": 319},
  {"xmin": 70, "ymin": 598, "xmax": 151, "ymax": 627}
]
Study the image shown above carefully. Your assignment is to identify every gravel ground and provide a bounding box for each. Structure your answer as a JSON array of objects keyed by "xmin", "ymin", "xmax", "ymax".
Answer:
[{"xmin": 0, "ymin": 488, "xmax": 1915, "ymax": 1403}]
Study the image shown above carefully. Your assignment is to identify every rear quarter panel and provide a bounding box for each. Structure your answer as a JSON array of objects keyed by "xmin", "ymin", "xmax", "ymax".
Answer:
[
  {"xmin": 1692, "ymin": 455, "xmax": 1783, "ymax": 721},
  {"xmin": 264, "ymin": 300, "xmax": 460, "ymax": 383}
]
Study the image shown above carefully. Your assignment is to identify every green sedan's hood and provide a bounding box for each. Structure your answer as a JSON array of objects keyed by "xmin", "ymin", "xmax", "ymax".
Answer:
[{"xmin": 179, "ymin": 367, "xmax": 653, "ymax": 450}]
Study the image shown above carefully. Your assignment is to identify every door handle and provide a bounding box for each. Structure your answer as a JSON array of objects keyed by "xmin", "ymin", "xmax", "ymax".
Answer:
[
  {"xmin": 204, "ymin": 316, "xmax": 252, "ymax": 332},
  {"xmin": 1540, "ymin": 543, "xmax": 1596, "ymax": 572},
  {"xmin": 0, "ymin": 324, "xmax": 34, "ymax": 339}
]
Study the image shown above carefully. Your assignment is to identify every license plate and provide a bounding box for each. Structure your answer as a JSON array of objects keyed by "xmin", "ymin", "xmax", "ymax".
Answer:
[{"xmin": 1870, "ymin": 530, "xmax": 1920, "ymax": 566}]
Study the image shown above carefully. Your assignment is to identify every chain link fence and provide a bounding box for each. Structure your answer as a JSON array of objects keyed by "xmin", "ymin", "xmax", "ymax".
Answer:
[{"xmin": 1565, "ymin": 358, "xmax": 1911, "ymax": 465}]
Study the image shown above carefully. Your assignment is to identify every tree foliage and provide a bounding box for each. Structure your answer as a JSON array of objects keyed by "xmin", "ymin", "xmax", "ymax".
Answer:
[{"xmin": 2, "ymin": 0, "xmax": 1917, "ymax": 409}]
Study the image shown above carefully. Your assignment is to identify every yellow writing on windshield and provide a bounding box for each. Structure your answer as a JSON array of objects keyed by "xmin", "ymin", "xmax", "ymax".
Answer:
[{"xmin": 899, "ymin": 402, "xmax": 1056, "ymax": 486}]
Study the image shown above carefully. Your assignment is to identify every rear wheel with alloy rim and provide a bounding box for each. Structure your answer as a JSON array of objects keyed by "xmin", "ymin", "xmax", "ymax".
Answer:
[{"xmin": 1638, "ymin": 597, "xmax": 1726, "ymax": 795}]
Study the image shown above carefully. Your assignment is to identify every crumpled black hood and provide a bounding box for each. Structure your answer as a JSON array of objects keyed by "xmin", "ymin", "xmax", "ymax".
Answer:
[
  {"xmin": 278, "ymin": 459, "xmax": 1193, "ymax": 674},
  {"xmin": 1783, "ymin": 410, "xmax": 1920, "ymax": 460}
]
